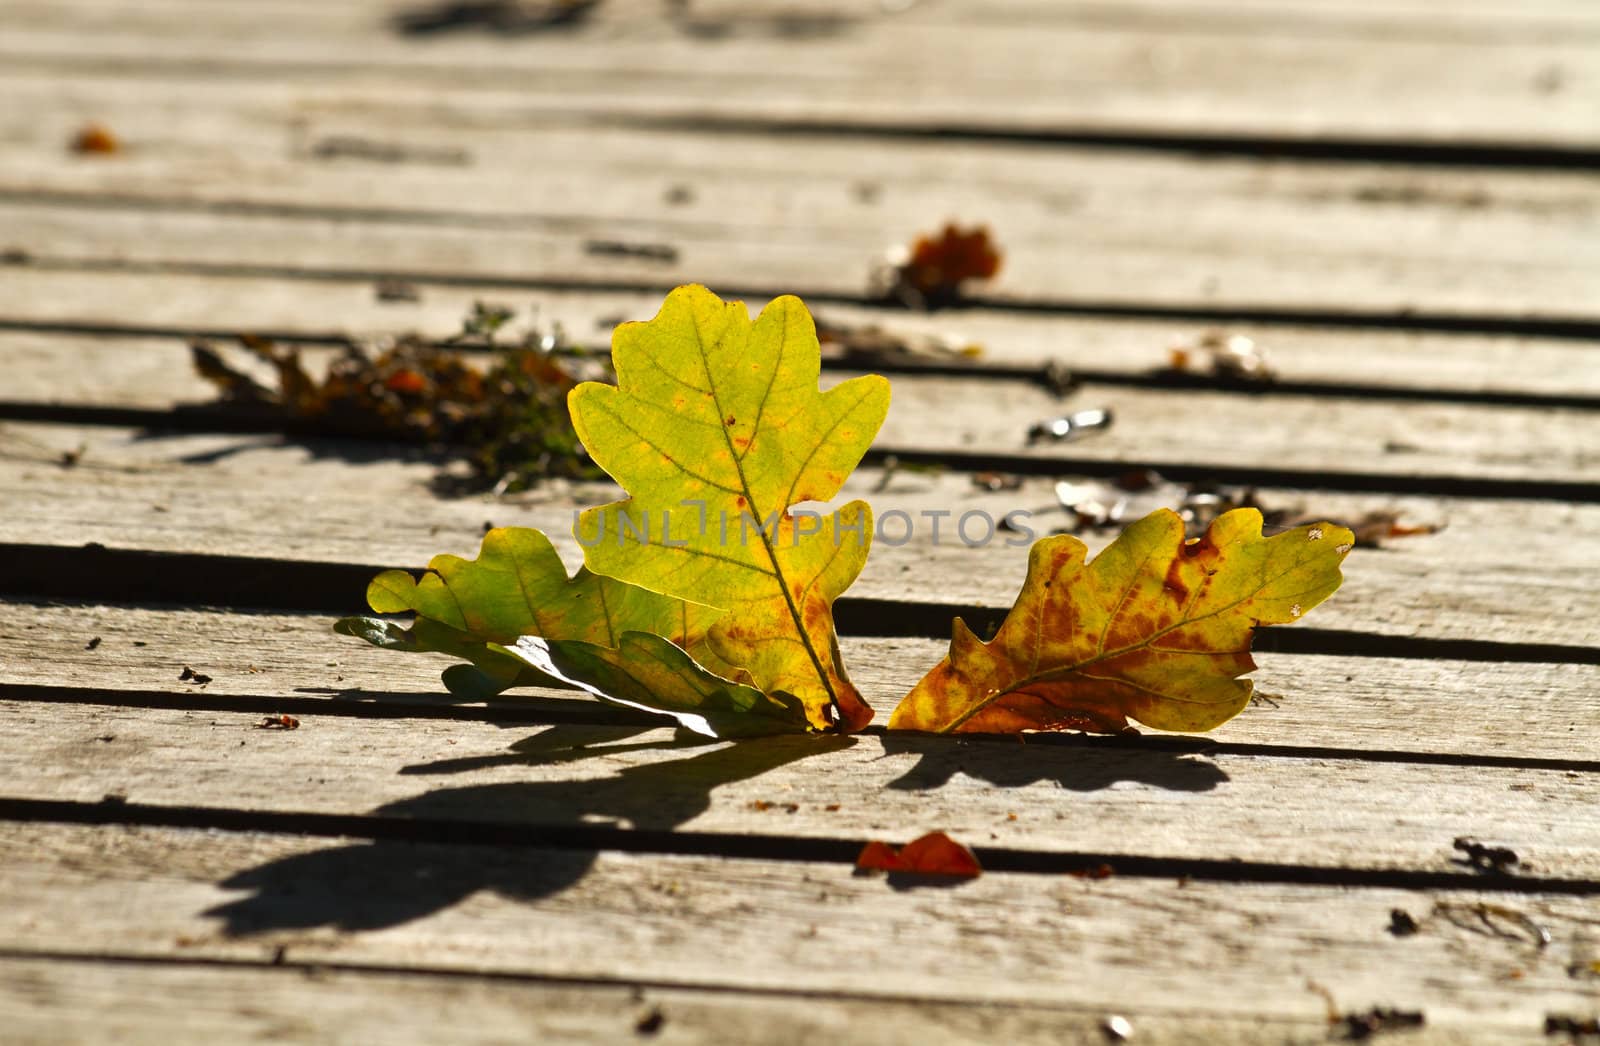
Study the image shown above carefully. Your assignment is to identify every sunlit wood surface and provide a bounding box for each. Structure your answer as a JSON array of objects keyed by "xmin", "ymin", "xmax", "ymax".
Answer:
[{"xmin": 2, "ymin": 2, "xmax": 1597, "ymax": 1041}]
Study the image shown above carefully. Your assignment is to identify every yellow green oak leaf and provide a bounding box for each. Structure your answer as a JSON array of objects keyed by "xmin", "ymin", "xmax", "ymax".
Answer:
[
  {"xmin": 568, "ymin": 284, "xmax": 891, "ymax": 732},
  {"xmin": 889, "ymin": 508, "xmax": 1352, "ymax": 734}
]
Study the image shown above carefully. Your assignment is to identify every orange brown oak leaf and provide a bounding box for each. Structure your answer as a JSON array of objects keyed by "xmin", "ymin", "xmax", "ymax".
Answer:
[
  {"xmin": 856, "ymin": 832, "xmax": 983, "ymax": 878},
  {"xmin": 568, "ymin": 285, "xmax": 890, "ymax": 732},
  {"xmin": 904, "ymin": 224, "xmax": 1002, "ymax": 295},
  {"xmin": 889, "ymin": 508, "xmax": 1352, "ymax": 734}
]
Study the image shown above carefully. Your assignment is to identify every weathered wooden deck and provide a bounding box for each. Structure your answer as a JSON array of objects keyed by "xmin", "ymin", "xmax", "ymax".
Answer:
[{"xmin": 3, "ymin": 1, "xmax": 1599, "ymax": 1041}]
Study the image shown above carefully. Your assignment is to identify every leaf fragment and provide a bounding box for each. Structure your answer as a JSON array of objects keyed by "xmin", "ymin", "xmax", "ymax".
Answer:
[
  {"xmin": 855, "ymin": 831, "xmax": 982, "ymax": 878},
  {"xmin": 872, "ymin": 224, "xmax": 1003, "ymax": 308},
  {"xmin": 504, "ymin": 633, "xmax": 809, "ymax": 738},
  {"xmin": 569, "ymin": 285, "xmax": 890, "ymax": 731},
  {"xmin": 71, "ymin": 123, "xmax": 119, "ymax": 155},
  {"xmin": 889, "ymin": 508, "xmax": 1352, "ymax": 735}
]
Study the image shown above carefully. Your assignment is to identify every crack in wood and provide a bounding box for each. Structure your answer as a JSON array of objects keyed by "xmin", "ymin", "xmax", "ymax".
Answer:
[
  {"xmin": 2, "ymin": 796, "xmax": 1597, "ymax": 894},
  {"xmin": 2, "ymin": 544, "xmax": 1597, "ymax": 664},
  {"xmin": 4, "ymin": 319, "xmax": 1599, "ymax": 410}
]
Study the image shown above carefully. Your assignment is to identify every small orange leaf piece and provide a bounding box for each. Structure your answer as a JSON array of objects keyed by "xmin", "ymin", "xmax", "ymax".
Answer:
[
  {"xmin": 856, "ymin": 831, "xmax": 982, "ymax": 878},
  {"xmin": 889, "ymin": 508, "xmax": 1352, "ymax": 735},
  {"xmin": 71, "ymin": 123, "xmax": 119, "ymax": 155},
  {"xmin": 904, "ymin": 224, "xmax": 1002, "ymax": 296}
]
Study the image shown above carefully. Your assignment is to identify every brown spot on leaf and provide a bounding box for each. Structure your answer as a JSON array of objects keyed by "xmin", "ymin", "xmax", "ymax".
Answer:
[{"xmin": 1163, "ymin": 559, "xmax": 1190, "ymax": 604}]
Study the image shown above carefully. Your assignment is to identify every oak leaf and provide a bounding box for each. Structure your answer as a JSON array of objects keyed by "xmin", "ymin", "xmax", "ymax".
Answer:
[
  {"xmin": 334, "ymin": 527, "xmax": 800, "ymax": 732},
  {"xmin": 889, "ymin": 508, "xmax": 1351, "ymax": 734},
  {"xmin": 569, "ymin": 285, "xmax": 890, "ymax": 732},
  {"xmin": 904, "ymin": 223, "xmax": 1002, "ymax": 295}
]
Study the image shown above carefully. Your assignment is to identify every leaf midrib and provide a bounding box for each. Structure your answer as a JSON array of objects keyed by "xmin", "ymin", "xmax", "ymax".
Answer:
[{"xmin": 694, "ymin": 308, "xmax": 840, "ymax": 718}]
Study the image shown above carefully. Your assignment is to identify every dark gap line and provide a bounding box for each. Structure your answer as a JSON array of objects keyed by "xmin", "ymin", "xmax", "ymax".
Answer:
[
  {"xmin": 638, "ymin": 113, "xmax": 1600, "ymax": 173},
  {"xmin": 7, "ymin": 681, "xmax": 1599, "ymax": 774},
  {"xmin": 2, "ymin": 546, "xmax": 1597, "ymax": 665},
  {"xmin": 0, "ymin": 683, "xmax": 660, "ymax": 728},
  {"xmin": 5, "ymin": 318, "xmax": 1599, "ymax": 410},
  {"xmin": 1, "ymin": 400, "xmax": 1594, "ymax": 502},
  {"xmin": 0, "ymin": 189, "xmax": 615, "ymax": 235},
  {"xmin": 3, "ymin": 796, "xmax": 1597, "ymax": 895},
  {"xmin": 904, "ymin": 727, "xmax": 1600, "ymax": 774},
  {"xmin": 1, "ymin": 50, "xmax": 1599, "ymax": 170},
  {"xmin": 8, "ymin": 255, "xmax": 1600, "ymax": 342},
  {"xmin": 0, "ymin": 317, "xmax": 366, "ymax": 350},
  {"xmin": 0, "ymin": 400, "xmax": 429, "ymax": 441},
  {"xmin": 861, "ymin": 448, "xmax": 1600, "ymax": 504}
]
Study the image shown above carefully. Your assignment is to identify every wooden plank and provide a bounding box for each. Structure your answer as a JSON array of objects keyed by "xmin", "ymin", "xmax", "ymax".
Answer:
[
  {"xmin": 4, "ymin": 601, "xmax": 1598, "ymax": 761},
  {"xmin": 4, "ymin": 333, "xmax": 1597, "ymax": 486},
  {"xmin": 18, "ymin": 0, "xmax": 1600, "ymax": 39},
  {"xmin": 2, "ymin": 422, "xmax": 1597, "ymax": 648},
  {"xmin": 5, "ymin": 0, "xmax": 1599, "ymax": 149},
  {"xmin": 2, "ymin": 273, "xmax": 1598, "ymax": 401},
  {"xmin": 0, "ymin": 954, "xmax": 1386, "ymax": 1046},
  {"xmin": 0, "ymin": 821, "xmax": 1592, "ymax": 1037},
  {"xmin": 1, "ymin": 131, "xmax": 1597, "ymax": 319},
  {"xmin": 2, "ymin": 702, "xmax": 1597, "ymax": 877}
]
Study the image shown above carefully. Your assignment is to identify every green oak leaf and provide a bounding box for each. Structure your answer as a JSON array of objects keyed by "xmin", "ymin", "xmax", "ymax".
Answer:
[{"xmin": 335, "ymin": 526, "xmax": 738, "ymax": 699}]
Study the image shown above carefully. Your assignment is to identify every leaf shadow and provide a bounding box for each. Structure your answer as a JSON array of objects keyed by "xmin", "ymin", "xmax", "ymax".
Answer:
[
  {"xmin": 877, "ymin": 734, "xmax": 1229, "ymax": 794},
  {"xmin": 876, "ymin": 871, "xmax": 976, "ymax": 894},
  {"xmin": 396, "ymin": 722, "xmax": 701, "ymax": 775},
  {"xmin": 204, "ymin": 730, "xmax": 852, "ymax": 936}
]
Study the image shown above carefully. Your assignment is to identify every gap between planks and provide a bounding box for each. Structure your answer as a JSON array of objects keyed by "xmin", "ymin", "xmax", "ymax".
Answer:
[
  {"xmin": 0, "ymin": 426, "xmax": 1596, "ymax": 649},
  {"xmin": 6, "ymin": 315, "xmax": 1600, "ymax": 410},
  {"xmin": 2, "ymin": 600, "xmax": 1597, "ymax": 762},
  {"xmin": 8, "ymin": 251, "xmax": 1600, "ymax": 343},
  {"xmin": 4, "ymin": 336, "xmax": 1599, "ymax": 490},
  {"xmin": 7, "ymin": 404, "xmax": 1593, "ymax": 501}
]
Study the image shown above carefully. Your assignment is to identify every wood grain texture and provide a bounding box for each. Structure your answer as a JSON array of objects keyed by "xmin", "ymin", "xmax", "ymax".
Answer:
[
  {"xmin": 0, "ymin": 69, "xmax": 1598, "ymax": 321},
  {"xmin": 3, "ymin": 600, "xmax": 1597, "ymax": 761},
  {"xmin": 5, "ymin": 0, "xmax": 1600, "ymax": 148},
  {"xmin": 0, "ymin": 822, "xmax": 1593, "ymax": 1036},
  {"xmin": 0, "ymin": 954, "xmax": 1406, "ymax": 1046},
  {"xmin": 2, "ymin": 423, "xmax": 1596, "ymax": 647},
  {"xmin": 0, "ymin": 137, "xmax": 1596, "ymax": 318},
  {"xmin": 2, "ymin": 273, "xmax": 1598, "ymax": 400},
  {"xmin": 6, "ymin": 0, "xmax": 1597, "ymax": 1036},
  {"xmin": 3, "ymin": 701, "xmax": 1597, "ymax": 878}
]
